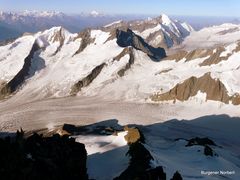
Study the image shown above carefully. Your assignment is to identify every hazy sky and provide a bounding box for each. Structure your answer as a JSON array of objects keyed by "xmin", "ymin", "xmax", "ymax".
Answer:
[{"xmin": 0, "ymin": 0, "xmax": 240, "ymax": 17}]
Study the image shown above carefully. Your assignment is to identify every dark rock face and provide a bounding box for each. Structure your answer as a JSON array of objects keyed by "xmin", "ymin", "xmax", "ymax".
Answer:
[
  {"xmin": 204, "ymin": 145, "xmax": 214, "ymax": 156},
  {"xmin": 143, "ymin": 166, "xmax": 167, "ymax": 180},
  {"xmin": 0, "ymin": 41, "xmax": 43, "ymax": 99},
  {"xmin": 171, "ymin": 171, "xmax": 183, "ymax": 180},
  {"xmin": 186, "ymin": 137, "xmax": 216, "ymax": 147},
  {"xmin": 185, "ymin": 137, "xmax": 217, "ymax": 157},
  {"xmin": 115, "ymin": 47, "xmax": 135, "ymax": 77},
  {"xmin": 70, "ymin": 63, "xmax": 106, "ymax": 95},
  {"xmin": 114, "ymin": 142, "xmax": 154, "ymax": 180},
  {"xmin": 116, "ymin": 29, "xmax": 166, "ymax": 61},
  {"xmin": 0, "ymin": 131, "xmax": 88, "ymax": 180}
]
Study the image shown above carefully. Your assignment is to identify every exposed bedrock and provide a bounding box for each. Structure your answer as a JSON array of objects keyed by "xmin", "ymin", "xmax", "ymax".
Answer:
[
  {"xmin": 73, "ymin": 28, "xmax": 95, "ymax": 56},
  {"xmin": 166, "ymin": 41, "xmax": 240, "ymax": 66},
  {"xmin": 0, "ymin": 41, "xmax": 44, "ymax": 99},
  {"xmin": 151, "ymin": 73, "xmax": 240, "ymax": 105},
  {"xmin": 113, "ymin": 47, "xmax": 135, "ymax": 77},
  {"xmin": 70, "ymin": 63, "xmax": 106, "ymax": 95},
  {"xmin": 51, "ymin": 27, "xmax": 66, "ymax": 55},
  {"xmin": 0, "ymin": 131, "xmax": 88, "ymax": 180},
  {"xmin": 116, "ymin": 28, "xmax": 166, "ymax": 61}
]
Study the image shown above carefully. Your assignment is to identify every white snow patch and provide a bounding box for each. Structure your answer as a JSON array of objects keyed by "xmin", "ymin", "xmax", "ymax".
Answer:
[{"xmin": 104, "ymin": 20, "xmax": 123, "ymax": 28}]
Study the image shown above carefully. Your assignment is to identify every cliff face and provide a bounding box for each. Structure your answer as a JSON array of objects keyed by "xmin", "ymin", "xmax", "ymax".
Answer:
[
  {"xmin": 151, "ymin": 73, "xmax": 240, "ymax": 104},
  {"xmin": 116, "ymin": 29, "xmax": 166, "ymax": 61}
]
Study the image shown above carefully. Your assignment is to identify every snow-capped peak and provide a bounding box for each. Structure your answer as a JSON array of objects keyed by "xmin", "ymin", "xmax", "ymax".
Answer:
[
  {"xmin": 161, "ymin": 13, "xmax": 172, "ymax": 25},
  {"xmin": 104, "ymin": 20, "xmax": 123, "ymax": 28},
  {"xmin": 21, "ymin": 10, "xmax": 64, "ymax": 17},
  {"xmin": 90, "ymin": 10, "xmax": 102, "ymax": 17},
  {"xmin": 0, "ymin": 10, "xmax": 65, "ymax": 18}
]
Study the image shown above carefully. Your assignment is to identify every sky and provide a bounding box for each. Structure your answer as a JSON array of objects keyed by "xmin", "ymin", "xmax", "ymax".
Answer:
[{"xmin": 0, "ymin": 0, "xmax": 240, "ymax": 17}]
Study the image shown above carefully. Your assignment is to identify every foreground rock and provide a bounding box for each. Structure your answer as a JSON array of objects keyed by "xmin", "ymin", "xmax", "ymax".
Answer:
[{"xmin": 0, "ymin": 130, "xmax": 88, "ymax": 180}]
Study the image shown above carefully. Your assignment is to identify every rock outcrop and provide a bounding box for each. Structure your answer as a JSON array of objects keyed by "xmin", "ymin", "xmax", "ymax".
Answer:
[
  {"xmin": 70, "ymin": 63, "xmax": 106, "ymax": 95},
  {"xmin": 0, "ymin": 41, "xmax": 42, "ymax": 99},
  {"xmin": 114, "ymin": 141, "xmax": 154, "ymax": 180},
  {"xmin": 167, "ymin": 42, "xmax": 240, "ymax": 66},
  {"xmin": 124, "ymin": 126, "xmax": 145, "ymax": 144},
  {"xmin": 51, "ymin": 27, "xmax": 66, "ymax": 55},
  {"xmin": 171, "ymin": 171, "xmax": 183, "ymax": 180},
  {"xmin": 0, "ymin": 131, "xmax": 88, "ymax": 180},
  {"xmin": 186, "ymin": 137, "xmax": 216, "ymax": 147},
  {"xmin": 116, "ymin": 29, "xmax": 166, "ymax": 61},
  {"xmin": 166, "ymin": 48, "xmax": 213, "ymax": 62},
  {"xmin": 150, "ymin": 73, "xmax": 239, "ymax": 104},
  {"xmin": 114, "ymin": 47, "xmax": 135, "ymax": 77},
  {"xmin": 232, "ymin": 93, "xmax": 240, "ymax": 105},
  {"xmin": 204, "ymin": 145, "xmax": 214, "ymax": 156},
  {"xmin": 73, "ymin": 28, "xmax": 95, "ymax": 56},
  {"xmin": 185, "ymin": 137, "xmax": 217, "ymax": 157},
  {"xmin": 199, "ymin": 46, "xmax": 229, "ymax": 66}
]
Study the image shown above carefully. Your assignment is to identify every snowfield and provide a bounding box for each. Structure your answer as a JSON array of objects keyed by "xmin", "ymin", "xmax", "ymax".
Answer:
[{"xmin": 178, "ymin": 23, "xmax": 240, "ymax": 50}]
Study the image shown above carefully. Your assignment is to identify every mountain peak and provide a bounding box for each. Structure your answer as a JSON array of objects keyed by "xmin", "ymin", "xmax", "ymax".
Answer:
[
  {"xmin": 90, "ymin": 10, "xmax": 102, "ymax": 17},
  {"xmin": 160, "ymin": 14, "xmax": 172, "ymax": 25}
]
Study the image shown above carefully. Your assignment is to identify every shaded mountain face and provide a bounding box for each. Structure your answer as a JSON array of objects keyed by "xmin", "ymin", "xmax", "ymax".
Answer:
[
  {"xmin": 116, "ymin": 29, "xmax": 166, "ymax": 61},
  {"xmin": 0, "ymin": 15, "xmax": 240, "ymax": 106}
]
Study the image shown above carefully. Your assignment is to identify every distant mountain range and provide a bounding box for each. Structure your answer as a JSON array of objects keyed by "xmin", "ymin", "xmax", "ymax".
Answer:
[{"xmin": 0, "ymin": 10, "xmax": 138, "ymax": 41}]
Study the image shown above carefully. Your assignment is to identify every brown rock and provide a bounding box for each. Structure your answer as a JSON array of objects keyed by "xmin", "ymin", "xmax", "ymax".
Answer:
[
  {"xmin": 232, "ymin": 93, "xmax": 240, "ymax": 105},
  {"xmin": 151, "ymin": 73, "xmax": 231, "ymax": 104},
  {"xmin": 200, "ymin": 46, "xmax": 227, "ymax": 66},
  {"xmin": 124, "ymin": 126, "xmax": 141, "ymax": 144},
  {"xmin": 164, "ymin": 50, "xmax": 188, "ymax": 62}
]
